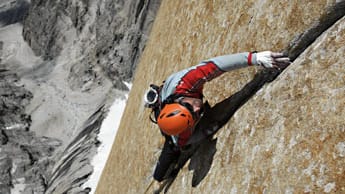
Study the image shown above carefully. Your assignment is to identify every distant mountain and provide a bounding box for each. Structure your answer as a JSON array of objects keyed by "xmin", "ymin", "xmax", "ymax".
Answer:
[
  {"xmin": 0, "ymin": 0, "xmax": 29, "ymax": 26},
  {"xmin": 0, "ymin": 0, "xmax": 161, "ymax": 193}
]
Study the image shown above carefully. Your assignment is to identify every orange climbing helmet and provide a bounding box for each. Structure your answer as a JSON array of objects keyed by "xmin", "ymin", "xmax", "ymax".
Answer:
[{"xmin": 157, "ymin": 103, "xmax": 196, "ymax": 135}]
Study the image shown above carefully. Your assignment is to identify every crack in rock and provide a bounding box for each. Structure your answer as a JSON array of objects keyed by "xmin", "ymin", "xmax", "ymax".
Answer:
[{"xmin": 286, "ymin": 1, "xmax": 345, "ymax": 61}]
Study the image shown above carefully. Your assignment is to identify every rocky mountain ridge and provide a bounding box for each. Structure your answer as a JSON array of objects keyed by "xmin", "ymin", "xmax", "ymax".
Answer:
[{"xmin": 0, "ymin": 0, "xmax": 161, "ymax": 193}]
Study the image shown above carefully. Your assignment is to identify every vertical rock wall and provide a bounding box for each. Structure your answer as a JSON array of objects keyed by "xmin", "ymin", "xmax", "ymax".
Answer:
[
  {"xmin": 222, "ymin": 16, "xmax": 345, "ymax": 193},
  {"xmin": 97, "ymin": 0, "xmax": 345, "ymax": 193}
]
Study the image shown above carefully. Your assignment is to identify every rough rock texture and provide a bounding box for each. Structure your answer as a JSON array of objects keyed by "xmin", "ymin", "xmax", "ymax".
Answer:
[
  {"xmin": 0, "ymin": 0, "xmax": 30, "ymax": 27},
  {"xmin": 23, "ymin": 0, "xmax": 161, "ymax": 89},
  {"xmin": 0, "ymin": 0, "xmax": 161, "ymax": 193},
  {"xmin": 97, "ymin": 0, "xmax": 345, "ymax": 193},
  {"xmin": 0, "ymin": 70, "xmax": 61, "ymax": 194},
  {"xmin": 224, "ymin": 16, "xmax": 345, "ymax": 193},
  {"xmin": 45, "ymin": 106, "xmax": 105, "ymax": 194}
]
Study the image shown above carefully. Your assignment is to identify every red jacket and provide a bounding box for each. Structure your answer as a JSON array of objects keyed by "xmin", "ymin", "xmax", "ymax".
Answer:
[{"xmin": 159, "ymin": 52, "xmax": 257, "ymax": 146}]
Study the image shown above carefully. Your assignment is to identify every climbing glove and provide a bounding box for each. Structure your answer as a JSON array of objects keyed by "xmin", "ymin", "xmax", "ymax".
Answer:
[{"xmin": 256, "ymin": 51, "xmax": 291, "ymax": 69}]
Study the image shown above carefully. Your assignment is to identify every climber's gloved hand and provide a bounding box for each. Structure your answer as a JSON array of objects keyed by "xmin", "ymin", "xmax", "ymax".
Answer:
[{"xmin": 256, "ymin": 51, "xmax": 291, "ymax": 69}]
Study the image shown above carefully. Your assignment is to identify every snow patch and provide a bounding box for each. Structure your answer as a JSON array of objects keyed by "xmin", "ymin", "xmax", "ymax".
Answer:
[
  {"xmin": 123, "ymin": 81, "xmax": 132, "ymax": 89},
  {"xmin": 83, "ymin": 94, "xmax": 129, "ymax": 193}
]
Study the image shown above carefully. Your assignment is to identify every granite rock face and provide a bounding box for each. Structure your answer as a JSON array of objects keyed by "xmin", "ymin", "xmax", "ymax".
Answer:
[
  {"xmin": 226, "ymin": 15, "xmax": 345, "ymax": 193},
  {"xmin": 0, "ymin": 0, "xmax": 161, "ymax": 193},
  {"xmin": 97, "ymin": 1, "xmax": 345, "ymax": 193}
]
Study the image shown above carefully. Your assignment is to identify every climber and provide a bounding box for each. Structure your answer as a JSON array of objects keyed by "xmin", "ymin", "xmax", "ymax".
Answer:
[{"xmin": 144, "ymin": 51, "xmax": 291, "ymax": 183}]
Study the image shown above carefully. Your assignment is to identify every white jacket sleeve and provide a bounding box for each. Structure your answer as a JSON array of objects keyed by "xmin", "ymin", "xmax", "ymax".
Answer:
[{"xmin": 204, "ymin": 52, "xmax": 258, "ymax": 71}]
